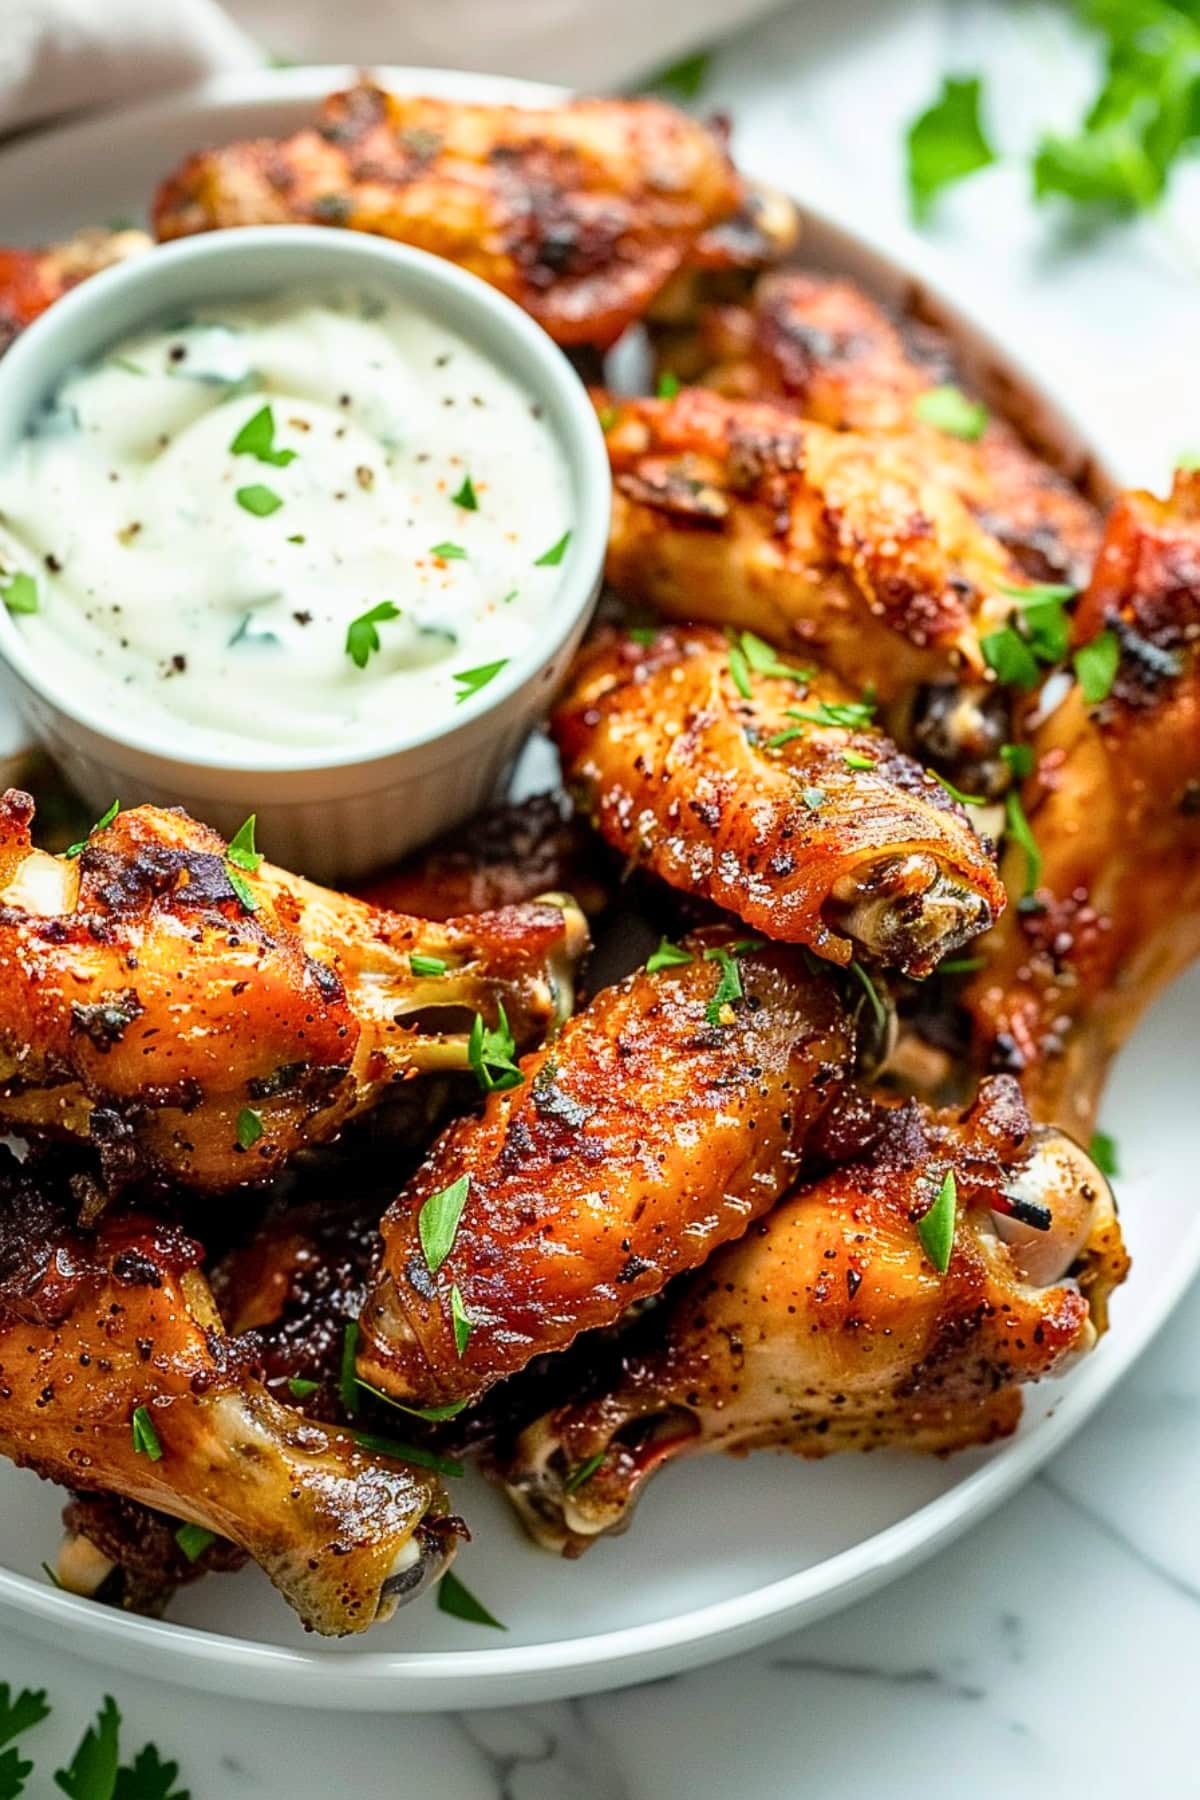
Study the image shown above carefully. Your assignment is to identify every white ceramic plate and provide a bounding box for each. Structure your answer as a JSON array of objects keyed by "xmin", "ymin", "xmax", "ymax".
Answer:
[{"xmin": 0, "ymin": 65, "xmax": 1194, "ymax": 1713}]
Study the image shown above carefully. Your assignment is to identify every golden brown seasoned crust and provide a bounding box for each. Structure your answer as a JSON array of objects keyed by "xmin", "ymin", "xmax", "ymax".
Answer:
[
  {"xmin": 0, "ymin": 1160, "xmax": 459, "ymax": 1634},
  {"xmin": 0, "ymin": 792, "xmax": 587, "ymax": 1191},
  {"xmin": 553, "ymin": 624, "xmax": 1005, "ymax": 974},
  {"xmin": 599, "ymin": 387, "xmax": 1024, "ymax": 700},
  {"xmin": 153, "ymin": 83, "xmax": 742, "ymax": 347},
  {"xmin": 355, "ymin": 791, "xmax": 611, "ymax": 920},
  {"xmin": 691, "ymin": 271, "xmax": 1102, "ymax": 587},
  {"xmin": 958, "ymin": 472, "xmax": 1200, "ymax": 1137},
  {"xmin": 357, "ymin": 927, "xmax": 857, "ymax": 1408},
  {"xmin": 499, "ymin": 1077, "xmax": 1128, "ymax": 1553},
  {"xmin": 0, "ymin": 228, "xmax": 150, "ymax": 354}
]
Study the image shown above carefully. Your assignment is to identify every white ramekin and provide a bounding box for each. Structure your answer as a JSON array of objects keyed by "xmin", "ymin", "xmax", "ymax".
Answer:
[{"xmin": 0, "ymin": 227, "xmax": 610, "ymax": 880}]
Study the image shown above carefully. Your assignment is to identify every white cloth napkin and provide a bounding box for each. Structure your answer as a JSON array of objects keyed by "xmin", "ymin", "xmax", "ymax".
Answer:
[{"xmin": 2, "ymin": 0, "xmax": 789, "ymax": 136}]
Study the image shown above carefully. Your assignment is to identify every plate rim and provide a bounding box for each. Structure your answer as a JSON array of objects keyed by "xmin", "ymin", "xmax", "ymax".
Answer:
[{"xmin": 0, "ymin": 60, "xmax": 1180, "ymax": 1709}]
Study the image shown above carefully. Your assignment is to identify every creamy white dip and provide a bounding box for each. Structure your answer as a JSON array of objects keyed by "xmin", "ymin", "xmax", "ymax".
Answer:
[{"xmin": 0, "ymin": 285, "xmax": 573, "ymax": 758}]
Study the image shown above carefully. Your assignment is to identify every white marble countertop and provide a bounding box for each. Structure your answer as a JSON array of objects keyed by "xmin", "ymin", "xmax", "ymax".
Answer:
[{"xmin": 4, "ymin": 2, "xmax": 1198, "ymax": 1792}]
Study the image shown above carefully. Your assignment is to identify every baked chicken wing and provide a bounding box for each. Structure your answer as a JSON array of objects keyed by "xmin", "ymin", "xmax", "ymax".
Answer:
[
  {"xmin": 499, "ymin": 1076, "xmax": 1127, "ymax": 1553},
  {"xmin": 957, "ymin": 470, "xmax": 1200, "ymax": 1137},
  {"xmin": 689, "ymin": 272, "xmax": 1102, "ymax": 588},
  {"xmin": 600, "ymin": 387, "xmax": 1027, "ymax": 703},
  {"xmin": 357, "ymin": 928, "xmax": 858, "ymax": 1409},
  {"xmin": 0, "ymin": 1159, "xmax": 460, "ymax": 1634},
  {"xmin": 553, "ymin": 625, "xmax": 1005, "ymax": 975},
  {"xmin": 153, "ymin": 82, "xmax": 742, "ymax": 348},
  {"xmin": 0, "ymin": 228, "xmax": 151, "ymax": 354},
  {"xmin": 0, "ymin": 791, "xmax": 586, "ymax": 1191}
]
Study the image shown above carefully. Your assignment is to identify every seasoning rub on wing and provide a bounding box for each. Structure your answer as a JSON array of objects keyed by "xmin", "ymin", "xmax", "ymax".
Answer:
[{"xmin": 553, "ymin": 625, "xmax": 1005, "ymax": 976}]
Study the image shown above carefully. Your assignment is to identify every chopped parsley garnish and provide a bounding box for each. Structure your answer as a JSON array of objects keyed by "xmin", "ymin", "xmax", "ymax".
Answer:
[
  {"xmin": 917, "ymin": 1169, "xmax": 957, "ymax": 1274},
  {"xmin": 451, "ymin": 473, "xmax": 478, "ymax": 510},
  {"xmin": 787, "ymin": 697, "xmax": 877, "ymax": 730},
  {"xmin": 842, "ymin": 750, "xmax": 876, "ymax": 771},
  {"xmin": 913, "ymin": 385, "xmax": 989, "ymax": 441},
  {"xmin": 418, "ymin": 1174, "xmax": 470, "ymax": 1274},
  {"xmin": 411, "ymin": 952, "xmax": 448, "ymax": 977},
  {"xmin": 450, "ymin": 1284, "xmax": 473, "ymax": 1357},
  {"xmin": 765, "ymin": 727, "xmax": 805, "ymax": 750},
  {"xmin": 656, "ymin": 371, "xmax": 681, "ymax": 399},
  {"xmin": 1001, "ymin": 581, "xmax": 1075, "ymax": 663},
  {"xmin": 643, "ymin": 47, "xmax": 712, "ymax": 101},
  {"xmin": 430, "ymin": 541, "xmax": 466, "ymax": 560},
  {"xmin": 351, "ymin": 1430, "xmax": 465, "ymax": 1480},
  {"xmin": 982, "ymin": 625, "xmax": 1040, "ymax": 691},
  {"xmin": 702, "ymin": 940, "xmax": 762, "ymax": 1026},
  {"xmin": 287, "ymin": 1376, "xmax": 320, "ymax": 1400},
  {"xmin": 229, "ymin": 404, "xmax": 296, "ymax": 467},
  {"xmin": 453, "ymin": 658, "xmax": 508, "ymax": 703},
  {"xmin": 534, "ymin": 530, "xmax": 572, "ymax": 567},
  {"xmin": 0, "ymin": 1686, "xmax": 50, "ymax": 1751},
  {"xmin": 849, "ymin": 960, "xmax": 887, "ymax": 1031},
  {"xmin": 1074, "ymin": 629, "xmax": 1120, "ymax": 703},
  {"xmin": 339, "ymin": 1321, "xmax": 360, "ymax": 1416},
  {"xmin": 0, "ymin": 571, "xmax": 38, "ymax": 615},
  {"xmin": 1005, "ymin": 787, "xmax": 1042, "ymax": 897},
  {"xmin": 563, "ymin": 1450, "xmax": 605, "ymax": 1495},
  {"xmin": 727, "ymin": 638, "xmax": 752, "ymax": 699},
  {"xmin": 738, "ymin": 630, "xmax": 811, "ymax": 683},
  {"xmin": 933, "ymin": 772, "xmax": 984, "ymax": 806},
  {"xmin": 646, "ymin": 937, "xmax": 694, "ymax": 974},
  {"xmin": 627, "ymin": 625, "xmax": 658, "ymax": 647},
  {"xmin": 223, "ymin": 814, "xmax": 262, "ymax": 913},
  {"xmin": 468, "ymin": 1004, "xmax": 523, "ymax": 1093},
  {"xmin": 234, "ymin": 483, "xmax": 283, "ymax": 517},
  {"xmin": 174, "ymin": 1523, "xmax": 216, "ymax": 1564},
  {"xmin": 1000, "ymin": 742, "xmax": 1034, "ymax": 779},
  {"xmin": 346, "ymin": 600, "xmax": 401, "ymax": 669},
  {"xmin": 130, "ymin": 1406, "xmax": 162, "ymax": 1462},
  {"xmin": 906, "ymin": 75, "xmax": 996, "ymax": 222},
  {"xmin": 226, "ymin": 815, "xmax": 262, "ymax": 872},
  {"xmin": 437, "ymin": 1568, "xmax": 506, "ymax": 1630},
  {"xmin": 358, "ymin": 1390, "xmax": 469, "ymax": 1423},
  {"xmin": 54, "ymin": 1695, "xmax": 120, "ymax": 1800},
  {"xmin": 1178, "ymin": 451, "xmax": 1200, "ymax": 472},
  {"xmin": 235, "ymin": 1107, "xmax": 263, "ymax": 1150},
  {"xmin": 1090, "ymin": 1130, "xmax": 1120, "ymax": 1178},
  {"xmin": 939, "ymin": 955, "xmax": 986, "ymax": 975},
  {"xmin": 998, "ymin": 579, "xmax": 1076, "ymax": 605},
  {"xmin": 65, "ymin": 799, "xmax": 119, "ymax": 858}
]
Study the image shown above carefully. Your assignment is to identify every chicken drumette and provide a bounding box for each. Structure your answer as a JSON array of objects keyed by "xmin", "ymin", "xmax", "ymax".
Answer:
[{"xmin": 0, "ymin": 791, "xmax": 586, "ymax": 1191}]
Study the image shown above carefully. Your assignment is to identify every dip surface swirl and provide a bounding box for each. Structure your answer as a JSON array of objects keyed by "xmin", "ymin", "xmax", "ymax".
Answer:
[{"xmin": 0, "ymin": 283, "xmax": 573, "ymax": 758}]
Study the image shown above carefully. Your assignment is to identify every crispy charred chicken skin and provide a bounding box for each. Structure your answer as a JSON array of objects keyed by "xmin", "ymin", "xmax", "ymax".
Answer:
[
  {"xmin": 500, "ymin": 1076, "xmax": 1128, "ymax": 1553},
  {"xmin": 956, "ymin": 472, "xmax": 1200, "ymax": 1137},
  {"xmin": 0, "ymin": 228, "xmax": 151, "ymax": 354},
  {"xmin": 553, "ymin": 625, "xmax": 1005, "ymax": 975},
  {"xmin": 0, "ymin": 792, "xmax": 586, "ymax": 1191},
  {"xmin": 600, "ymin": 387, "xmax": 1028, "ymax": 704},
  {"xmin": 0, "ymin": 1160, "xmax": 460, "ymax": 1634},
  {"xmin": 153, "ymin": 82, "xmax": 742, "ymax": 348},
  {"xmin": 690, "ymin": 272, "xmax": 1102, "ymax": 587},
  {"xmin": 355, "ymin": 791, "xmax": 611, "ymax": 921},
  {"xmin": 357, "ymin": 927, "xmax": 858, "ymax": 1409}
]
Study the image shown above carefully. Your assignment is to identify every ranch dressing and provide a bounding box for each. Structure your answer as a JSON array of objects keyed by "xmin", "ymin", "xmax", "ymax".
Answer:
[{"xmin": 0, "ymin": 285, "xmax": 573, "ymax": 758}]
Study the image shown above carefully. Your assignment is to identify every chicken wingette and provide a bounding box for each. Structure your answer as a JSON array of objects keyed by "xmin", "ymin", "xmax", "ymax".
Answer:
[
  {"xmin": 955, "ymin": 469, "xmax": 1200, "ymax": 1137},
  {"xmin": 600, "ymin": 386, "xmax": 1030, "ymax": 704},
  {"xmin": 689, "ymin": 271, "xmax": 1102, "ymax": 588},
  {"xmin": 153, "ymin": 82, "xmax": 742, "ymax": 348},
  {"xmin": 357, "ymin": 927, "xmax": 858, "ymax": 1409},
  {"xmin": 499, "ymin": 1075, "xmax": 1128, "ymax": 1554},
  {"xmin": 553, "ymin": 625, "xmax": 1005, "ymax": 975},
  {"xmin": 0, "ymin": 1158, "xmax": 461, "ymax": 1634},
  {"xmin": 0, "ymin": 791, "xmax": 586, "ymax": 1190}
]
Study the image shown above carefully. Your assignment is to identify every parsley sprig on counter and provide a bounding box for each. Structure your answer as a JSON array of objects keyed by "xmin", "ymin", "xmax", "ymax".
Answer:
[
  {"xmin": 907, "ymin": 3, "xmax": 1200, "ymax": 224},
  {"xmin": 0, "ymin": 1681, "xmax": 193, "ymax": 1800}
]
